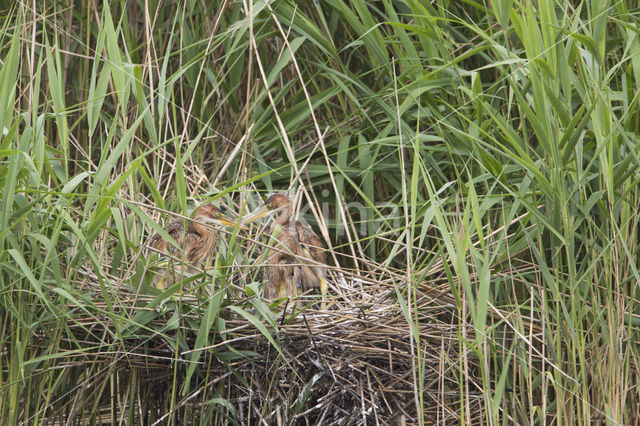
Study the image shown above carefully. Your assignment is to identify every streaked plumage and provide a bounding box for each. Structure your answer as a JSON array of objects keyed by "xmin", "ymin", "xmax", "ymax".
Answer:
[
  {"xmin": 148, "ymin": 204, "xmax": 234, "ymax": 287},
  {"xmin": 244, "ymin": 194, "xmax": 327, "ymax": 303}
]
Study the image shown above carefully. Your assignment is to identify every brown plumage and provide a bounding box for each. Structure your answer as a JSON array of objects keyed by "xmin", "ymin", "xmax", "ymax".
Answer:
[
  {"xmin": 295, "ymin": 220, "xmax": 327, "ymax": 290},
  {"xmin": 148, "ymin": 203, "xmax": 234, "ymax": 287},
  {"xmin": 245, "ymin": 194, "xmax": 327, "ymax": 302}
]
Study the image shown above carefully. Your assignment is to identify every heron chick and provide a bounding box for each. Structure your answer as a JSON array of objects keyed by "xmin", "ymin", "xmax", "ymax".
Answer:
[
  {"xmin": 148, "ymin": 203, "xmax": 238, "ymax": 288},
  {"xmin": 243, "ymin": 194, "xmax": 327, "ymax": 305}
]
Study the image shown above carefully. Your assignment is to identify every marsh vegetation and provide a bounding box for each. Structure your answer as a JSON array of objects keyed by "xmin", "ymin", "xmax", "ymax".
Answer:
[{"xmin": 1, "ymin": 0, "xmax": 639, "ymax": 424}]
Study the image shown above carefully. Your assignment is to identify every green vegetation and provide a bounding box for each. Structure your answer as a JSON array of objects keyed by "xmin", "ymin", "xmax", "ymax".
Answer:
[{"xmin": 1, "ymin": 0, "xmax": 639, "ymax": 423}]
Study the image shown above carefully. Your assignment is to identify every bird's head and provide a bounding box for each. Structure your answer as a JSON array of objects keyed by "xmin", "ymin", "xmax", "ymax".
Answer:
[
  {"xmin": 264, "ymin": 193, "xmax": 293, "ymax": 210},
  {"xmin": 194, "ymin": 203, "xmax": 243, "ymax": 228},
  {"xmin": 242, "ymin": 193, "xmax": 293, "ymax": 225}
]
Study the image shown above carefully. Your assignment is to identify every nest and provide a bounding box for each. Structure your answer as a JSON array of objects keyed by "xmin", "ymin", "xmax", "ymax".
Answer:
[
  {"xmin": 43, "ymin": 194, "xmax": 492, "ymax": 424},
  {"xmin": 58, "ymin": 263, "xmax": 484, "ymax": 425}
]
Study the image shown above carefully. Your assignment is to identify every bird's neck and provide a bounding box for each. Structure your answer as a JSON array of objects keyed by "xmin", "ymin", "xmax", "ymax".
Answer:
[
  {"xmin": 189, "ymin": 219, "xmax": 209, "ymax": 238},
  {"xmin": 272, "ymin": 207, "xmax": 293, "ymax": 230}
]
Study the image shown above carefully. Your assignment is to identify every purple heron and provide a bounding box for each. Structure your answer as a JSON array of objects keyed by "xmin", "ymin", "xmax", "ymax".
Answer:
[
  {"xmin": 243, "ymin": 194, "xmax": 327, "ymax": 303},
  {"xmin": 148, "ymin": 203, "xmax": 237, "ymax": 288}
]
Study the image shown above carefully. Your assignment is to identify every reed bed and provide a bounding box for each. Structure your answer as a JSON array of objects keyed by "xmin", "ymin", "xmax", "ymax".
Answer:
[{"xmin": 2, "ymin": 0, "xmax": 640, "ymax": 424}]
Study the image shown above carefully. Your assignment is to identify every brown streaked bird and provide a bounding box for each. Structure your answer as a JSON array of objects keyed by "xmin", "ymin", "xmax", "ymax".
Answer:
[
  {"xmin": 243, "ymin": 193, "xmax": 328, "ymax": 304},
  {"xmin": 148, "ymin": 203, "xmax": 237, "ymax": 288}
]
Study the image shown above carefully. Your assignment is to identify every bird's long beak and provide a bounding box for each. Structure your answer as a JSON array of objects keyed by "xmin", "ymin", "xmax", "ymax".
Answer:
[
  {"xmin": 241, "ymin": 205, "xmax": 272, "ymax": 225},
  {"xmin": 204, "ymin": 214, "xmax": 248, "ymax": 231}
]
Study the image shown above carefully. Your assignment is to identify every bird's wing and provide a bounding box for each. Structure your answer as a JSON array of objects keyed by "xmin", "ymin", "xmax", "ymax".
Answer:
[
  {"xmin": 149, "ymin": 220, "xmax": 185, "ymax": 254},
  {"xmin": 295, "ymin": 222, "xmax": 326, "ymax": 264},
  {"xmin": 294, "ymin": 222, "xmax": 327, "ymax": 290}
]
